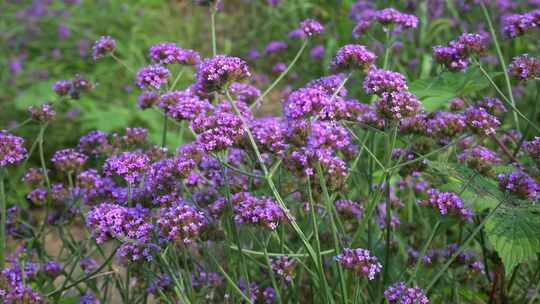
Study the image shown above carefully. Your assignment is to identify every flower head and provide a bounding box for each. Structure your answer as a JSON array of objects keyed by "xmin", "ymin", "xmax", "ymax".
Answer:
[
  {"xmin": 136, "ymin": 64, "xmax": 171, "ymax": 89},
  {"xmin": 0, "ymin": 131, "xmax": 27, "ymax": 167},
  {"xmin": 364, "ymin": 67, "xmax": 407, "ymax": 95},
  {"xmin": 331, "ymin": 44, "xmax": 377, "ymax": 71},
  {"xmin": 92, "ymin": 36, "xmax": 116, "ymax": 60},
  {"xmin": 335, "ymin": 247, "xmax": 382, "ymax": 280},
  {"xmin": 384, "ymin": 282, "xmax": 429, "ymax": 304},
  {"xmin": 51, "ymin": 148, "xmax": 88, "ymax": 172},
  {"xmin": 498, "ymin": 171, "xmax": 539, "ymax": 200},
  {"xmin": 103, "ymin": 151, "xmax": 150, "ymax": 183},
  {"xmin": 195, "ymin": 55, "xmax": 250, "ymax": 92},
  {"xmin": 508, "ymin": 54, "xmax": 540, "ymax": 82},
  {"xmin": 299, "ymin": 19, "xmax": 325, "ymax": 37}
]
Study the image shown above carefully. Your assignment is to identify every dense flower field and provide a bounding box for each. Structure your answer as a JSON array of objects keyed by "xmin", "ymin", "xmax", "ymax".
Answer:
[{"xmin": 1, "ymin": 0, "xmax": 540, "ymax": 303}]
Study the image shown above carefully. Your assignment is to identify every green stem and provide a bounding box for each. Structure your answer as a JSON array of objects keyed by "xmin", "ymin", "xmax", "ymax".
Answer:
[
  {"xmin": 425, "ymin": 201, "xmax": 504, "ymax": 293},
  {"xmin": 480, "ymin": 2, "xmax": 520, "ymax": 131},
  {"xmin": 0, "ymin": 169, "xmax": 6, "ymax": 268},
  {"xmin": 251, "ymin": 39, "xmax": 308, "ymax": 110},
  {"xmin": 162, "ymin": 113, "xmax": 168, "ymax": 148},
  {"xmin": 111, "ymin": 53, "xmax": 134, "ymax": 73},
  {"xmin": 407, "ymin": 220, "xmax": 441, "ymax": 285},
  {"xmin": 211, "ymin": 7, "xmax": 217, "ymax": 56}
]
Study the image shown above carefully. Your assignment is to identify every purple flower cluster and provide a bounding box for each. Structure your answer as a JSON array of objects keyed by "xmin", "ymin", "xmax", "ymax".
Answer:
[
  {"xmin": 464, "ymin": 106, "xmax": 500, "ymax": 136},
  {"xmin": 157, "ymin": 201, "xmax": 207, "ymax": 245},
  {"xmin": 270, "ymin": 256, "xmax": 297, "ymax": 283},
  {"xmin": 306, "ymin": 74, "xmax": 349, "ymax": 97},
  {"xmin": 135, "ymin": 64, "xmax": 171, "ymax": 89},
  {"xmin": 0, "ymin": 130, "xmax": 27, "ymax": 167},
  {"xmin": 229, "ymin": 82, "xmax": 261, "ymax": 104},
  {"xmin": 458, "ymin": 145, "xmax": 501, "ymax": 175},
  {"xmin": 433, "ymin": 33, "xmax": 488, "ymax": 71},
  {"xmin": 331, "ymin": 44, "xmax": 376, "ymax": 72},
  {"xmin": 265, "ymin": 40, "xmax": 288, "ymax": 55},
  {"xmin": 525, "ymin": 137, "xmax": 540, "ymax": 164},
  {"xmin": 335, "ymin": 247, "xmax": 382, "ymax": 280},
  {"xmin": 376, "ymin": 91, "xmax": 422, "ymax": 120},
  {"xmin": 299, "ymin": 19, "xmax": 325, "ymax": 37},
  {"xmin": 498, "ymin": 171, "xmax": 539, "ymax": 200},
  {"xmin": 92, "ymin": 36, "xmax": 116, "ymax": 60},
  {"xmin": 508, "ymin": 54, "xmax": 540, "ymax": 82},
  {"xmin": 0, "ymin": 261, "xmax": 44, "ymax": 303},
  {"xmin": 335, "ymin": 199, "xmax": 364, "ymax": 220},
  {"xmin": 363, "ymin": 67, "xmax": 408, "ymax": 95},
  {"xmin": 229, "ymin": 192, "xmax": 285, "ymax": 230},
  {"xmin": 249, "ymin": 117, "xmax": 288, "ymax": 155},
  {"xmin": 53, "ymin": 74, "xmax": 94, "ymax": 99},
  {"xmin": 501, "ymin": 10, "xmax": 539, "ymax": 38},
  {"xmin": 51, "ymin": 148, "xmax": 88, "ymax": 172},
  {"xmin": 384, "ymin": 282, "xmax": 429, "ymax": 304},
  {"xmin": 159, "ymin": 90, "xmax": 211, "ymax": 121},
  {"xmin": 375, "ymin": 8, "xmax": 419, "ymax": 29},
  {"xmin": 78, "ymin": 130, "xmax": 109, "ymax": 155},
  {"xmin": 420, "ymin": 188, "xmax": 473, "ymax": 220},
  {"xmin": 137, "ymin": 91, "xmax": 160, "ymax": 109},
  {"xmin": 475, "ymin": 97, "xmax": 507, "ymax": 116},
  {"xmin": 195, "ymin": 55, "xmax": 250, "ymax": 92},
  {"xmin": 425, "ymin": 112, "xmax": 467, "ymax": 141},
  {"xmin": 27, "ymin": 103, "xmax": 56, "ymax": 122},
  {"xmin": 190, "ymin": 108, "xmax": 246, "ymax": 152},
  {"xmin": 103, "ymin": 151, "xmax": 150, "ymax": 183},
  {"xmin": 149, "ymin": 42, "xmax": 200, "ymax": 66}
]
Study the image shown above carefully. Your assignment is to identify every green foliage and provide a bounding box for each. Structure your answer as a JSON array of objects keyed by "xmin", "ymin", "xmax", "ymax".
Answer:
[{"xmin": 485, "ymin": 208, "xmax": 540, "ymax": 274}]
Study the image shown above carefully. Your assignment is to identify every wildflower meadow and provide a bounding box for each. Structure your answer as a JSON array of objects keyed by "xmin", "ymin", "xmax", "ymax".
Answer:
[{"xmin": 1, "ymin": 0, "xmax": 540, "ymax": 303}]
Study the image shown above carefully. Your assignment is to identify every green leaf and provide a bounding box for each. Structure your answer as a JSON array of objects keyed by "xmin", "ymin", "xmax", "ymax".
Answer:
[
  {"xmin": 57, "ymin": 296, "xmax": 80, "ymax": 304},
  {"xmin": 486, "ymin": 208, "xmax": 540, "ymax": 273},
  {"xmin": 409, "ymin": 67, "xmax": 492, "ymax": 111}
]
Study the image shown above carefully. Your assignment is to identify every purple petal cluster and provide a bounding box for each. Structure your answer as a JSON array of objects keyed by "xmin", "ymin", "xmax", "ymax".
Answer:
[
  {"xmin": 0, "ymin": 262, "xmax": 44, "ymax": 303},
  {"xmin": 306, "ymin": 74, "xmax": 348, "ymax": 97},
  {"xmin": 376, "ymin": 91, "xmax": 421, "ymax": 120},
  {"xmin": 190, "ymin": 110, "xmax": 246, "ymax": 152},
  {"xmin": 501, "ymin": 11, "xmax": 538, "ymax": 38},
  {"xmin": 498, "ymin": 171, "xmax": 539, "ymax": 200},
  {"xmin": 464, "ymin": 106, "xmax": 500, "ymax": 136},
  {"xmin": 384, "ymin": 282, "xmax": 429, "ymax": 304},
  {"xmin": 270, "ymin": 256, "xmax": 297, "ymax": 283},
  {"xmin": 375, "ymin": 8, "xmax": 419, "ymax": 29},
  {"xmin": 230, "ymin": 192, "xmax": 285, "ymax": 230},
  {"xmin": 157, "ymin": 201, "xmax": 207, "ymax": 244},
  {"xmin": 229, "ymin": 82, "xmax": 261, "ymax": 104},
  {"xmin": 265, "ymin": 40, "xmax": 288, "ymax": 55},
  {"xmin": 51, "ymin": 148, "xmax": 87, "ymax": 172},
  {"xmin": 433, "ymin": 32, "xmax": 488, "ymax": 71},
  {"xmin": 149, "ymin": 42, "xmax": 200, "ymax": 65},
  {"xmin": 364, "ymin": 67, "xmax": 407, "ymax": 95},
  {"xmin": 508, "ymin": 54, "xmax": 540, "ymax": 82},
  {"xmin": 92, "ymin": 36, "xmax": 116, "ymax": 60},
  {"xmin": 250, "ymin": 117, "xmax": 288, "ymax": 155},
  {"xmin": 159, "ymin": 90, "xmax": 212, "ymax": 121},
  {"xmin": 335, "ymin": 247, "xmax": 382, "ymax": 280},
  {"xmin": 135, "ymin": 64, "xmax": 171, "ymax": 89},
  {"xmin": 27, "ymin": 103, "xmax": 56, "ymax": 122},
  {"xmin": 458, "ymin": 145, "xmax": 501, "ymax": 175},
  {"xmin": 137, "ymin": 91, "xmax": 160, "ymax": 109},
  {"xmin": 331, "ymin": 44, "xmax": 376, "ymax": 72},
  {"xmin": 335, "ymin": 199, "xmax": 364, "ymax": 220},
  {"xmin": 420, "ymin": 188, "xmax": 473, "ymax": 220},
  {"xmin": 299, "ymin": 19, "xmax": 325, "ymax": 37},
  {"xmin": 103, "ymin": 151, "xmax": 150, "ymax": 183},
  {"xmin": 0, "ymin": 130, "xmax": 27, "ymax": 167},
  {"xmin": 195, "ymin": 55, "xmax": 250, "ymax": 92},
  {"xmin": 78, "ymin": 130, "xmax": 109, "ymax": 156}
]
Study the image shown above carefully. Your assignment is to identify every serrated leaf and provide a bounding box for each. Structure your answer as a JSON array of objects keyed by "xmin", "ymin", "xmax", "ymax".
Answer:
[{"xmin": 486, "ymin": 208, "xmax": 540, "ymax": 273}]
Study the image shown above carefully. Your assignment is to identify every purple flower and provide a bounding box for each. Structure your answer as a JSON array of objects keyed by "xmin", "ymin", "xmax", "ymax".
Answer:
[
  {"xmin": 425, "ymin": 111, "xmax": 466, "ymax": 140},
  {"xmin": 157, "ymin": 201, "xmax": 207, "ymax": 244},
  {"xmin": 53, "ymin": 80, "xmax": 72, "ymax": 96},
  {"xmin": 250, "ymin": 117, "xmax": 288, "ymax": 155},
  {"xmin": 420, "ymin": 188, "xmax": 473, "ymax": 220},
  {"xmin": 464, "ymin": 106, "xmax": 500, "ymax": 136},
  {"xmin": 159, "ymin": 90, "xmax": 212, "ymax": 121},
  {"xmin": 137, "ymin": 91, "xmax": 160, "ymax": 109},
  {"xmin": 306, "ymin": 74, "xmax": 348, "ymax": 97},
  {"xmin": 335, "ymin": 247, "xmax": 382, "ymax": 280},
  {"xmin": 283, "ymin": 87, "xmax": 330, "ymax": 120},
  {"xmin": 475, "ymin": 97, "xmax": 507, "ymax": 116},
  {"xmin": 310, "ymin": 45, "xmax": 325, "ymax": 60},
  {"xmin": 498, "ymin": 171, "xmax": 539, "ymax": 199},
  {"xmin": 307, "ymin": 121, "xmax": 351, "ymax": 152},
  {"xmin": 272, "ymin": 62, "xmax": 287, "ymax": 74},
  {"xmin": 288, "ymin": 28, "xmax": 306, "ymax": 39},
  {"xmin": 79, "ymin": 257, "xmax": 98, "ymax": 273},
  {"xmin": 51, "ymin": 148, "xmax": 88, "ymax": 172},
  {"xmin": 230, "ymin": 192, "xmax": 285, "ymax": 230},
  {"xmin": 149, "ymin": 42, "xmax": 200, "ymax": 65},
  {"xmin": 432, "ymin": 45, "xmax": 469, "ymax": 71},
  {"xmin": 195, "ymin": 55, "xmax": 250, "ymax": 92},
  {"xmin": 376, "ymin": 91, "xmax": 421, "ymax": 120},
  {"xmin": 508, "ymin": 54, "xmax": 540, "ymax": 82},
  {"xmin": 265, "ymin": 40, "xmax": 288, "ymax": 55},
  {"xmin": 458, "ymin": 145, "xmax": 501, "ymax": 175},
  {"xmin": 384, "ymin": 282, "xmax": 429, "ymax": 304},
  {"xmin": 299, "ymin": 19, "xmax": 325, "ymax": 37},
  {"xmin": 42, "ymin": 261, "xmax": 62, "ymax": 278},
  {"xmin": 375, "ymin": 8, "xmax": 419, "ymax": 29},
  {"xmin": 331, "ymin": 44, "xmax": 377, "ymax": 72},
  {"xmin": 270, "ymin": 256, "xmax": 297, "ymax": 283},
  {"xmin": 135, "ymin": 64, "xmax": 171, "ymax": 89},
  {"xmin": 190, "ymin": 111, "xmax": 246, "ymax": 152},
  {"xmin": 27, "ymin": 103, "xmax": 56, "ymax": 122},
  {"xmin": 335, "ymin": 199, "xmax": 364, "ymax": 220},
  {"xmin": 78, "ymin": 130, "xmax": 109, "ymax": 156},
  {"xmin": 501, "ymin": 12, "xmax": 537, "ymax": 38},
  {"xmin": 364, "ymin": 67, "xmax": 408, "ymax": 95},
  {"xmin": 92, "ymin": 36, "xmax": 116, "ymax": 60},
  {"xmin": 525, "ymin": 137, "xmax": 540, "ymax": 164},
  {"xmin": 229, "ymin": 82, "xmax": 261, "ymax": 104},
  {"xmin": 0, "ymin": 131, "xmax": 27, "ymax": 167},
  {"xmin": 103, "ymin": 151, "xmax": 150, "ymax": 183},
  {"xmin": 449, "ymin": 98, "xmax": 466, "ymax": 111}
]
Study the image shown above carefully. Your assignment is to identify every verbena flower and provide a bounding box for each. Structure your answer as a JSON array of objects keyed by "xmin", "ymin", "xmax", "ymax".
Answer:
[
  {"xmin": 299, "ymin": 19, "xmax": 325, "ymax": 37},
  {"xmin": 335, "ymin": 199, "xmax": 364, "ymax": 220},
  {"xmin": 501, "ymin": 12, "xmax": 538, "ymax": 38},
  {"xmin": 229, "ymin": 82, "xmax": 261, "ymax": 104},
  {"xmin": 103, "ymin": 151, "xmax": 149, "ymax": 183},
  {"xmin": 375, "ymin": 8, "xmax": 419, "ymax": 29},
  {"xmin": 229, "ymin": 192, "xmax": 285, "ymax": 230},
  {"xmin": 335, "ymin": 247, "xmax": 382, "ymax": 280},
  {"xmin": 137, "ymin": 91, "xmax": 160, "ymax": 109},
  {"xmin": 475, "ymin": 97, "xmax": 507, "ymax": 116},
  {"xmin": 195, "ymin": 55, "xmax": 250, "ymax": 92},
  {"xmin": 0, "ymin": 130, "xmax": 27, "ymax": 167},
  {"xmin": 92, "ymin": 36, "xmax": 116, "ymax": 60},
  {"xmin": 149, "ymin": 42, "xmax": 200, "ymax": 65},
  {"xmin": 265, "ymin": 40, "xmax": 288, "ymax": 55},
  {"xmin": 457, "ymin": 145, "xmax": 501, "ymax": 175},
  {"xmin": 508, "ymin": 54, "xmax": 540, "ymax": 82},
  {"xmin": 135, "ymin": 64, "xmax": 171, "ymax": 89},
  {"xmin": 464, "ymin": 106, "xmax": 500, "ymax": 136},
  {"xmin": 331, "ymin": 44, "xmax": 377, "ymax": 71},
  {"xmin": 159, "ymin": 90, "xmax": 212, "ymax": 122},
  {"xmin": 190, "ymin": 111, "xmax": 246, "ymax": 152},
  {"xmin": 78, "ymin": 130, "xmax": 109, "ymax": 156},
  {"xmin": 306, "ymin": 74, "xmax": 348, "ymax": 97},
  {"xmin": 310, "ymin": 45, "xmax": 325, "ymax": 60},
  {"xmin": 51, "ymin": 148, "xmax": 88, "ymax": 172},
  {"xmin": 364, "ymin": 67, "xmax": 407, "ymax": 95},
  {"xmin": 27, "ymin": 103, "xmax": 56, "ymax": 122},
  {"xmin": 375, "ymin": 91, "xmax": 421, "ymax": 120},
  {"xmin": 384, "ymin": 282, "xmax": 429, "ymax": 304},
  {"xmin": 270, "ymin": 256, "xmax": 297, "ymax": 283},
  {"xmin": 420, "ymin": 188, "xmax": 473, "ymax": 220},
  {"xmin": 157, "ymin": 200, "xmax": 207, "ymax": 245},
  {"xmin": 498, "ymin": 171, "xmax": 539, "ymax": 200}
]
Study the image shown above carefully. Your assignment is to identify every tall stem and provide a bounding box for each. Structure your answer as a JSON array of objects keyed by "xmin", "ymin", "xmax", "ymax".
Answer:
[
  {"xmin": 161, "ymin": 114, "xmax": 168, "ymax": 148},
  {"xmin": 480, "ymin": 2, "xmax": 520, "ymax": 131},
  {"xmin": 251, "ymin": 39, "xmax": 308, "ymax": 110},
  {"xmin": 210, "ymin": 7, "xmax": 217, "ymax": 56},
  {"xmin": 0, "ymin": 169, "xmax": 6, "ymax": 268}
]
